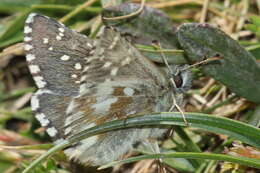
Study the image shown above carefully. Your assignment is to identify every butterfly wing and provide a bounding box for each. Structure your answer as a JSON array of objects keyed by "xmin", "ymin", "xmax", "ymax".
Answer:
[{"xmin": 24, "ymin": 13, "xmax": 94, "ymax": 139}]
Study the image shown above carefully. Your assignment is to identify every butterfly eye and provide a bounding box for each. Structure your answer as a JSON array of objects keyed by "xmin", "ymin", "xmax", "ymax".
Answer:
[{"xmin": 173, "ymin": 74, "xmax": 183, "ymax": 88}]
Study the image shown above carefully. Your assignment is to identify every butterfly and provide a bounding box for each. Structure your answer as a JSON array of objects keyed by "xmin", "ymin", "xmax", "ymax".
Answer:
[{"xmin": 24, "ymin": 13, "xmax": 192, "ymax": 166}]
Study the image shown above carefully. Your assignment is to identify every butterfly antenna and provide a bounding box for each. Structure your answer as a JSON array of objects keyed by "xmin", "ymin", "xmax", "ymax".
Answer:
[
  {"xmin": 180, "ymin": 56, "xmax": 221, "ymax": 72},
  {"xmin": 157, "ymin": 42, "xmax": 173, "ymax": 74},
  {"xmin": 102, "ymin": 0, "xmax": 146, "ymax": 20},
  {"xmin": 157, "ymin": 42, "xmax": 180, "ymax": 89}
]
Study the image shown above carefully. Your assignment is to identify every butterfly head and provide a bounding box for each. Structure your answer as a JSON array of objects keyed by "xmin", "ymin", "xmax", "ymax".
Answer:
[{"xmin": 169, "ymin": 65, "xmax": 192, "ymax": 94}]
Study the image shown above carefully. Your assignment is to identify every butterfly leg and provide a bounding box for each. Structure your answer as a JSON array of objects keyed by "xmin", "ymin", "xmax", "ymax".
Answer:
[{"xmin": 170, "ymin": 93, "xmax": 188, "ymax": 125}]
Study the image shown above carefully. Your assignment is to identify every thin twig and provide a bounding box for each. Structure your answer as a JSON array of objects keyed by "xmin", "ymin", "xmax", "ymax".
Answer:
[
  {"xmin": 137, "ymin": 47, "xmax": 184, "ymax": 54},
  {"xmin": 235, "ymin": 0, "xmax": 249, "ymax": 33},
  {"xmin": 103, "ymin": 0, "xmax": 146, "ymax": 20},
  {"xmin": 157, "ymin": 42, "xmax": 173, "ymax": 74},
  {"xmin": 181, "ymin": 57, "xmax": 221, "ymax": 72},
  {"xmin": 257, "ymin": 0, "xmax": 260, "ymax": 14},
  {"xmin": 149, "ymin": 0, "xmax": 203, "ymax": 8},
  {"xmin": 200, "ymin": 0, "xmax": 210, "ymax": 23}
]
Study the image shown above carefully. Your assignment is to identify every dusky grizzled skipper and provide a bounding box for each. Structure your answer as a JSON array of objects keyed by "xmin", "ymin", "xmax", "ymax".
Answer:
[{"xmin": 24, "ymin": 13, "xmax": 192, "ymax": 166}]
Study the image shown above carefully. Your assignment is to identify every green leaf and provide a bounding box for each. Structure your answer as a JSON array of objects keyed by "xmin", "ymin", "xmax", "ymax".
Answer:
[
  {"xmin": 177, "ymin": 23, "xmax": 260, "ymax": 103},
  {"xmin": 102, "ymin": 3, "xmax": 187, "ymax": 64}
]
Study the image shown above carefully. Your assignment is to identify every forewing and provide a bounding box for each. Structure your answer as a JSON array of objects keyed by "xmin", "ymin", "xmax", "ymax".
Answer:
[
  {"xmin": 24, "ymin": 13, "xmax": 94, "ymax": 96},
  {"xmin": 24, "ymin": 13, "xmax": 94, "ymax": 140}
]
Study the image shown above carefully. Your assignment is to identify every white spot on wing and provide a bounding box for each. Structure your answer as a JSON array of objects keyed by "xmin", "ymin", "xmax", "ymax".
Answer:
[
  {"xmin": 35, "ymin": 89, "xmax": 54, "ymax": 95},
  {"xmin": 48, "ymin": 47, "xmax": 53, "ymax": 51},
  {"xmin": 33, "ymin": 76, "xmax": 47, "ymax": 88},
  {"xmin": 25, "ymin": 44, "xmax": 33, "ymax": 51},
  {"xmin": 25, "ymin": 13, "xmax": 37, "ymax": 24},
  {"xmin": 35, "ymin": 113, "xmax": 50, "ymax": 126},
  {"xmin": 83, "ymin": 66, "xmax": 89, "ymax": 72},
  {"xmin": 87, "ymin": 43, "xmax": 93, "ymax": 48},
  {"xmin": 123, "ymin": 87, "xmax": 134, "ymax": 96},
  {"xmin": 80, "ymin": 75, "xmax": 87, "ymax": 82},
  {"xmin": 108, "ymin": 36, "xmax": 120, "ymax": 49},
  {"xmin": 24, "ymin": 26, "xmax": 32, "ymax": 33},
  {"xmin": 92, "ymin": 98, "xmax": 118, "ymax": 114},
  {"xmin": 103, "ymin": 62, "xmax": 112, "ymax": 68},
  {"xmin": 31, "ymin": 95, "xmax": 39, "ymax": 111},
  {"xmin": 89, "ymin": 50, "xmax": 95, "ymax": 55},
  {"xmin": 64, "ymin": 126, "xmax": 72, "ymax": 135},
  {"xmin": 56, "ymin": 35, "xmax": 62, "ymax": 40},
  {"xmin": 24, "ymin": 37, "xmax": 32, "ymax": 42},
  {"xmin": 46, "ymin": 127, "xmax": 58, "ymax": 137},
  {"xmin": 71, "ymin": 74, "xmax": 77, "ymax": 78},
  {"xmin": 121, "ymin": 57, "xmax": 131, "ymax": 66},
  {"xmin": 66, "ymin": 100, "xmax": 77, "ymax": 114},
  {"xmin": 60, "ymin": 55, "xmax": 70, "ymax": 61},
  {"xmin": 59, "ymin": 28, "xmax": 65, "ymax": 32},
  {"xmin": 59, "ymin": 32, "xmax": 64, "ymax": 37},
  {"xmin": 43, "ymin": 38, "xmax": 49, "ymax": 44},
  {"xmin": 74, "ymin": 63, "xmax": 82, "ymax": 70},
  {"xmin": 26, "ymin": 54, "xmax": 35, "ymax": 61},
  {"xmin": 110, "ymin": 67, "xmax": 119, "ymax": 76},
  {"xmin": 29, "ymin": 65, "xmax": 41, "ymax": 73}
]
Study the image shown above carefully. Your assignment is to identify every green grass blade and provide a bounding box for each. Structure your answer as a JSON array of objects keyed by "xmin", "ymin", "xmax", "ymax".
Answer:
[
  {"xmin": 69, "ymin": 112, "xmax": 260, "ymax": 148},
  {"xmin": 98, "ymin": 152, "xmax": 260, "ymax": 169}
]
